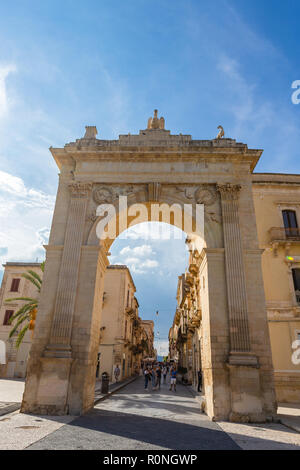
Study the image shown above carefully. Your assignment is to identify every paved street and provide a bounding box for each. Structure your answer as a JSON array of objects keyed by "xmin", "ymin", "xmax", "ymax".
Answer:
[
  {"xmin": 27, "ymin": 377, "xmax": 239, "ymax": 450},
  {"xmin": 1, "ymin": 377, "xmax": 300, "ymax": 450}
]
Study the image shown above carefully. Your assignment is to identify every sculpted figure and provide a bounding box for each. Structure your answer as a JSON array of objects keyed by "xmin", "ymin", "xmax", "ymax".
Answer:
[
  {"xmin": 216, "ymin": 125, "xmax": 224, "ymax": 139},
  {"xmin": 147, "ymin": 109, "xmax": 165, "ymax": 129}
]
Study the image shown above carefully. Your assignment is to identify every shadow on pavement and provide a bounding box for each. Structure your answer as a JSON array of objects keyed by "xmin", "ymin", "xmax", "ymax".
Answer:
[{"xmin": 26, "ymin": 407, "xmax": 241, "ymax": 450}]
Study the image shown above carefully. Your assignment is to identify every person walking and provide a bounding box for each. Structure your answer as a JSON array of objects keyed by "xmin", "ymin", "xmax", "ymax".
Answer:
[
  {"xmin": 156, "ymin": 365, "xmax": 162, "ymax": 389},
  {"xmin": 197, "ymin": 369, "xmax": 202, "ymax": 392},
  {"xmin": 151, "ymin": 365, "xmax": 157, "ymax": 390},
  {"xmin": 162, "ymin": 365, "xmax": 167, "ymax": 384},
  {"xmin": 169, "ymin": 366, "xmax": 177, "ymax": 392},
  {"xmin": 144, "ymin": 367, "xmax": 151, "ymax": 390},
  {"xmin": 114, "ymin": 365, "xmax": 120, "ymax": 383}
]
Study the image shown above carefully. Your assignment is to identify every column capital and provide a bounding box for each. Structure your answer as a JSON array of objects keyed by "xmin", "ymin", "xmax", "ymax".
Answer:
[
  {"xmin": 68, "ymin": 182, "xmax": 93, "ymax": 198},
  {"xmin": 216, "ymin": 183, "xmax": 241, "ymax": 200}
]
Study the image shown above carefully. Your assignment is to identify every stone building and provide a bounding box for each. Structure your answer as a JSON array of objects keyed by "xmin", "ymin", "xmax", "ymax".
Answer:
[
  {"xmin": 170, "ymin": 173, "xmax": 300, "ymax": 403},
  {"xmin": 0, "ymin": 262, "xmax": 153, "ymax": 381},
  {"xmin": 0, "ymin": 262, "xmax": 42, "ymax": 378},
  {"xmin": 140, "ymin": 320, "xmax": 155, "ymax": 359},
  {"xmin": 252, "ymin": 174, "xmax": 300, "ymax": 402},
  {"xmin": 98, "ymin": 265, "xmax": 152, "ymax": 381}
]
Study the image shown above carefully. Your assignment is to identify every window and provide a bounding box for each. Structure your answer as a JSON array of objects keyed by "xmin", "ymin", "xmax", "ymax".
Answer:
[
  {"xmin": 282, "ymin": 210, "xmax": 298, "ymax": 237},
  {"xmin": 292, "ymin": 268, "xmax": 300, "ymax": 304},
  {"xmin": 10, "ymin": 278, "xmax": 20, "ymax": 292},
  {"xmin": 3, "ymin": 310, "xmax": 14, "ymax": 326}
]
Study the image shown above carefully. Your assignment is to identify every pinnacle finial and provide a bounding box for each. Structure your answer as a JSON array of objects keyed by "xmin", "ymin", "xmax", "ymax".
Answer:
[{"xmin": 84, "ymin": 126, "xmax": 98, "ymax": 139}]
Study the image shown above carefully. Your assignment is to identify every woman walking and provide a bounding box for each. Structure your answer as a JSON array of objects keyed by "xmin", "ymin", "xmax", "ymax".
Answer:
[{"xmin": 162, "ymin": 365, "xmax": 167, "ymax": 384}]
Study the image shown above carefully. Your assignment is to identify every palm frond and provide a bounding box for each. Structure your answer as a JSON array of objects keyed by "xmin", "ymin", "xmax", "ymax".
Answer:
[
  {"xmin": 15, "ymin": 324, "xmax": 30, "ymax": 348},
  {"xmin": 21, "ymin": 273, "xmax": 41, "ymax": 292},
  {"xmin": 40, "ymin": 261, "xmax": 45, "ymax": 272},
  {"xmin": 9, "ymin": 313, "xmax": 30, "ymax": 338},
  {"xmin": 27, "ymin": 270, "xmax": 43, "ymax": 286},
  {"xmin": 9, "ymin": 303, "xmax": 37, "ymax": 323}
]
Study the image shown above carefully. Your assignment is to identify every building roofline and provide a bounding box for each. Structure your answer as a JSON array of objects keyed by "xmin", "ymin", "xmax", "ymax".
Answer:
[
  {"xmin": 2, "ymin": 262, "xmax": 42, "ymax": 267},
  {"xmin": 252, "ymin": 172, "xmax": 300, "ymax": 185},
  {"xmin": 107, "ymin": 264, "xmax": 136, "ymax": 291}
]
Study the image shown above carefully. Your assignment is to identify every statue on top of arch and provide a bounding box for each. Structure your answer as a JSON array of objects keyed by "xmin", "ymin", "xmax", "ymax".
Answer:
[{"xmin": 147, "ymin": 109, "xmax": 165, "ymax": 130}]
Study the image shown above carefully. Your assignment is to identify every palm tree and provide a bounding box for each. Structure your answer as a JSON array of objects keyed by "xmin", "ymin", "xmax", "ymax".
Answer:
[{"xmin": 5, "ymin": 261, "xmax": 45, "ymax": 348}]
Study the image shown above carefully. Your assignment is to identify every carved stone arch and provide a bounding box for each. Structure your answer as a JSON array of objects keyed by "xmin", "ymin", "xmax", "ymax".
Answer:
[{"xmin": 21, "ymin": 118, "xmax": 276, "ymax": 424}]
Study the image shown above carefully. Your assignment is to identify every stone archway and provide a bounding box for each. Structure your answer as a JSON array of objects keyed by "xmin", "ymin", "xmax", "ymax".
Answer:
[{"xmin": 21, "ymin": 113, "xmax": 277, "ymax": 422}]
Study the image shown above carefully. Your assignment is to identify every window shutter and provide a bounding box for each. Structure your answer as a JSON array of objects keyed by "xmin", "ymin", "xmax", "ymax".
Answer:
[
  {"xmin": 3, "ymin": 310, "xmax": 14, "ymax": 325},
  {"xmin": 10, "ymin": 278, "xmax": 20, "ymax": 292}
]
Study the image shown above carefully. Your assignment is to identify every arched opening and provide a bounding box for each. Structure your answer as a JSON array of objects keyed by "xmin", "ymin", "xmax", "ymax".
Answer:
[{"xmin": 83, "ymin": 193, "xmax": 219, "ymax": 416}]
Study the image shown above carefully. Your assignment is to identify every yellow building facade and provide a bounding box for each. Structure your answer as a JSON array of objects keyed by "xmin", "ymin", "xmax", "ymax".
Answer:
[
  {"xmin": 98, "ymin": 265, "xmax": 152, "ymax": 381},
  {"xmin": 253, "ymin": 173, "xmax": 300, "ymax": 402},
  {"xmin": 170, "ymin": 172, "xmax": 300, "ymax": 403}
]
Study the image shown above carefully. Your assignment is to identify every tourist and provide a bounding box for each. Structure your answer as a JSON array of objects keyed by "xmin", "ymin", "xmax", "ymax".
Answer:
[
  {"xmin": 151, "ymin": 365, "xmax": 157, "ymax": 389},
  {"xmin": 162, "ymin": 365, "xmax": 167, "ymax": 383},
  {"xmin": 114, "ymin": 364, "xmax": 120, "ymax": 383},
  {"xmin": 144, "ymin": 367, "xmax": 151, "ymax": 390},
  {"xmin": 156, "ymin": 365, "xmax": 162, "ymax": 389},
  {"xmin": 169, "ymin": 366, "xmax": 177, "ymax": 392},
  {"xmin": 198, "ymin": 369, "xmax": 202, "ymax": 392}
]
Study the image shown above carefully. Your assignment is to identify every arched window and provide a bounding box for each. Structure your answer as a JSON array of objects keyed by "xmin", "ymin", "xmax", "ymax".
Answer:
[
  {"xmin": 292, "ymin": 268, "xmax": 300, "ymax": 304},
  {"xmin": 282, "ymin": 210, "xmax": 298, "ymax": 237}
]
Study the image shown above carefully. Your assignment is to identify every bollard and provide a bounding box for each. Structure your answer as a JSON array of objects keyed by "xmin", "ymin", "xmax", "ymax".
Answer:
[{"xmin": 101, "ymin": 372, "xmax": 109, "ymax": 394}]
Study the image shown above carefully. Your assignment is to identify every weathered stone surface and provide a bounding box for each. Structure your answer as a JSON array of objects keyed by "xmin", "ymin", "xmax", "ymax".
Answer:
[{"xmin": 20, "ymin": 116, "xmax": 276, "ymax": 422}]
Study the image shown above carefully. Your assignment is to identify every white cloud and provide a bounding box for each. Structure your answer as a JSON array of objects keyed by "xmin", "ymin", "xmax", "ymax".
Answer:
[
  {"xmin": 0, "ymin": 170, "xmax": 55, "ymax": 273},
  {"xmin": 0, "ymin": 64, "xmax": 16, "ymax": 119},
  {"xmin": 0, "ymin": 171, "xmax": 55, "ymax": 211},
  {"xmin": 124, "ymin": 257, "xmax": 140, "ymax": 265},
  {"xmin": 154, "ymin": 339, "xmax": 169, "ymax": 356},
  {"xmin": 141, "ymin": 259, "xmax": 158, "ymax": 268},
  {"xmin": 120, "ymin": 244, "xmax": 155, "ymax": 257}
]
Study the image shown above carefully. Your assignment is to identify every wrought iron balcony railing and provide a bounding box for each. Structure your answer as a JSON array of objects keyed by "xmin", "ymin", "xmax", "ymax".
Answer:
[{"xmin": 269, "ymin": 227, "xmax": 300, "ymax": 242}]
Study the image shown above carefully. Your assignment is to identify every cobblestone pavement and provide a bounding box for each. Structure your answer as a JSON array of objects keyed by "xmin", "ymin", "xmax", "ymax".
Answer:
[{"xmin": 1, "ymin": 377, "xmax": 300, "ymax": 450}]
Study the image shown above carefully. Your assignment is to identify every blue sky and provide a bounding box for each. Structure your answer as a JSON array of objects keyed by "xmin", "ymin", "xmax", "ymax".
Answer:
[{"xmin": 0, "ymin": 0, "xmax": 300, "ymax": 354}]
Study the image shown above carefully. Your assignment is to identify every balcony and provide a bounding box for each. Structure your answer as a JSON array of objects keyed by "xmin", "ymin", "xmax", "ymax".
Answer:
[
  {"xmin": 269, "ymin": 227, "xmax": 300, "ymax": 242},
  {"xmin": 268, "ymin": 227, "xmax": 300, "ymax": 255}
]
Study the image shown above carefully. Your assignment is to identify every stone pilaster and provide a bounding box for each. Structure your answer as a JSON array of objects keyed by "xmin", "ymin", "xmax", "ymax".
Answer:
[
  {"xmin": 217, "ymin": 184, "xmax": 255, "ymax": 364},
  {"xmin": 44, "ymin": 182, "xmax": 93, "ymax": 358}
]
